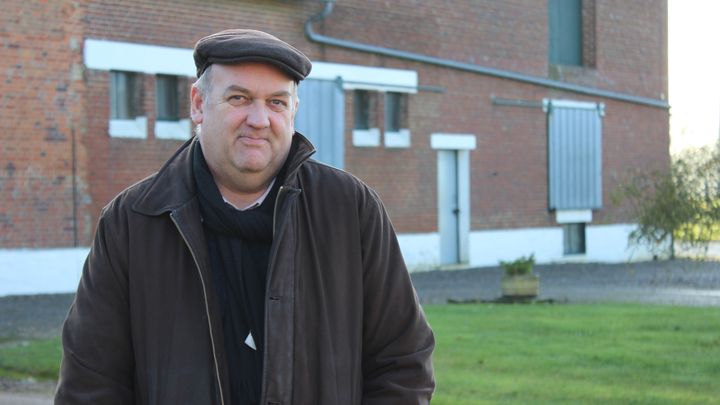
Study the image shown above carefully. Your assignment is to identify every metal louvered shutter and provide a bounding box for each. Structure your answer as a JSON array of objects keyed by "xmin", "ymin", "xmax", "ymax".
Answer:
[
  {"xmin": 546, "ymin": 99, "xmax": 604, "ymax": 210},
  {"xmin": 295, "ymin": 78, "xmax": 345, "ymax": 169}
]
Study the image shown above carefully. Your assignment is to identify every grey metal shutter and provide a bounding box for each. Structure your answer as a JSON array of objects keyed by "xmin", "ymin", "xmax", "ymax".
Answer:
[
  {"xmin": 295, "ymin": 78, "xmax": 345, "ymax": 169},
  {"xmin": 546, "ymin": 99, "xmax": 604, "ymax": 210}
]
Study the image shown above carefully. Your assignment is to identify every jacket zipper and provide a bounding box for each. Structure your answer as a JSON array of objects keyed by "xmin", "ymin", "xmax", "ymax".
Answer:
[
  {"xmin": 170, "ymin": 212, "xmax": 226, "ymax": 405},
  {"xmin": 272, "ymin": 186, "xmax": 287, "ymax": 236}
]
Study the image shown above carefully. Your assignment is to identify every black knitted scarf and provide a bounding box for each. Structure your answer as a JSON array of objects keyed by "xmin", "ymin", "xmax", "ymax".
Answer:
[{"xmin": 192, "ymin": 140, "xmax": 289, "ymax": 405}]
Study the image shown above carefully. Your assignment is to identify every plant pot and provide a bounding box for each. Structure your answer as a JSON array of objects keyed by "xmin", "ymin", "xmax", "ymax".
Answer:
[{"xmin": 501, "ymin": 274, "xmax": 539, "ymax": 298}]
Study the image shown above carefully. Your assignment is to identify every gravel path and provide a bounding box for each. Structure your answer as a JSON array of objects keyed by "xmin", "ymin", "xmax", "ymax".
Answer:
[
  {"xmin": 1, "ymin": 258, "xmax": 719, "ymax": 403},
  {"xmin": 411, "ymin": 258, "xmax": 720, "ymax": 306}
]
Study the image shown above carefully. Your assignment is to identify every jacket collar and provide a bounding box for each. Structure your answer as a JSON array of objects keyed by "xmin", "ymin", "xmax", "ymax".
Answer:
[{"xmin": 132, "ymin": 132, "xmax": 316, "ymax": 216}]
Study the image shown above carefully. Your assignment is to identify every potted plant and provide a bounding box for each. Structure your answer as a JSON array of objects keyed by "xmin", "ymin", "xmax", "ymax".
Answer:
[{"xmin": 500, "ymin": 254, "xmax": 539, "ymax": 299}]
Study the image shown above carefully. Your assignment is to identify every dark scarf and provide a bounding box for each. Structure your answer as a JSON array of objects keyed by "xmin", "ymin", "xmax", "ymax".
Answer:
[{"xmin": 192, "ymin": 140, "xmax": 292, "ymax": 405}]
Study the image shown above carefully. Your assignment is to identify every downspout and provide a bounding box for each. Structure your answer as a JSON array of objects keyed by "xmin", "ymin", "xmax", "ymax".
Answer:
[
  {"xmin": 71, "ymin": 125, "xmax": 78, "ymax": 246},
  {"xmin": 305, "ymin": 1, "xmax": 669, "ymax": 109}
]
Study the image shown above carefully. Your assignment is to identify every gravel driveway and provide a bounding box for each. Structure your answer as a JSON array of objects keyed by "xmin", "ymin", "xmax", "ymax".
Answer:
[
  {"xmin": 412, "ymin": 258, "xmax": 720, "ymax": 306},
  {"xmin": 2, "ymin": 258, "xmax": 719, "ymax": 404}
]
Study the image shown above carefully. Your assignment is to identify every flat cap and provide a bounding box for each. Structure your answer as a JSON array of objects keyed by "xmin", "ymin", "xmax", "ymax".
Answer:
[{"xmin": 193, "ymin": 29, "xmax": 312, "ymax": 81}]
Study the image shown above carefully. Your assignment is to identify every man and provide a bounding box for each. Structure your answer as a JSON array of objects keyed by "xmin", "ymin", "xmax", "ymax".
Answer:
[{"xmin": 56, "ymin": 29, "xmax": 434, "ymax": 404}]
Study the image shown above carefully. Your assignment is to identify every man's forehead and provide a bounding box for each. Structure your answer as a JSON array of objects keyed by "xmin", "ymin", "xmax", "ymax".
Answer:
[{"xmin": 221, "ymin": 84, "xmax": 293, "ymax": 98}]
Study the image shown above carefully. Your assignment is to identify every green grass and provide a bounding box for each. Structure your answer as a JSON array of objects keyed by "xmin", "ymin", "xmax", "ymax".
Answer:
[
  {"xmin": 0, "ymin": 337, "xmax": 62, "ymax": 380},
  {"xmin": 2, "ymin": 304, "xmax": 720, "ymax": 405},
  {"xmin": 425, "ymin": 303, "xmax": 720, "ymax": 404}
]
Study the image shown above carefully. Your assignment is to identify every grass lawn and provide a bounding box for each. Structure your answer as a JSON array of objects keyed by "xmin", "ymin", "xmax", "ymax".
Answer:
[
  {"xmin": 1, "ymin": 304, "xmax": 719, "ymax": 404},
  {"xmin": 0, "ymin": 336, "xmax": 61, "ymax": 380},
  {"xmin": 425, "ymin": 303, "xmax": 720, "ymax": 405}
]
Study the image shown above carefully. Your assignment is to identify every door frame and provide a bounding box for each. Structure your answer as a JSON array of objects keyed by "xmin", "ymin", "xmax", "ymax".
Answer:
[{"xmin": 431, "ymin": 133, "xmax": 476, "ymax": 265}]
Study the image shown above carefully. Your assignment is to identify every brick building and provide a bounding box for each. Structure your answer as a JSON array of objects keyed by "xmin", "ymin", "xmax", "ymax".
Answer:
[{"xmin": 1, "ymin": 0, "xmax": 669, "ymax": 290}]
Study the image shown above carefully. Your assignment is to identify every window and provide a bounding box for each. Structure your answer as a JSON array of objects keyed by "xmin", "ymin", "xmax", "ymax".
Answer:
[
  {"xmin": 563, "ymin": 223, "xmax": 586, "ymax": 255},
  {"xmin": 354, "ymin": 90, "xmax": 371, "ymax": 130},
  {"xmin": 384, "ymin": 92, "xmax": 411, "ymax": 148},
  {"xmin": 548, "ymin": 0, "xmax": 583, "ymax": 66},
  {"xmin": 352, "ymin": 90, "xmax": 380, "ymax": 147},
  {"xmin": 385, "ymin": 92, "xmax": 409, "ymax": 133},
  {"xmin": 110, "ymin": 71, "xmax": 142, "ymax": 119},
  {"xmin": 156, "ymin": 75, "xmax": 179, "ymax": 121},
  {"xmin": 109, "ymin": 71, "xmax": 146, "ymax": 138},
  {"xmin": 155, "ymin": 75, "xmax": 190, "ymax": 140}
]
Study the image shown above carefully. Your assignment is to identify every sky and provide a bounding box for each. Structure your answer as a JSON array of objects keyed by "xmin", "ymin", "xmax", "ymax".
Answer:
[{"xmin": 668, "ymin": 0, "xmax": 720, "ymax": 153}]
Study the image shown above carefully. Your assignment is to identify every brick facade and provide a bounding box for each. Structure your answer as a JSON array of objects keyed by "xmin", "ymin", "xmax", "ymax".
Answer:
[
  {"xmin": 1, "ymin": 0, "xmax": 88, "ymax": 247},
  {"xmin": 1, "ymin": 0, "xmax": 669, "ymax": 248}
]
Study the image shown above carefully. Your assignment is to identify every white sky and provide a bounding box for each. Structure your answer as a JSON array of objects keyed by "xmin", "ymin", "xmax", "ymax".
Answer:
[{"xmin": 668, "ymin": 0, "xmax": 720, "ymax": 153}]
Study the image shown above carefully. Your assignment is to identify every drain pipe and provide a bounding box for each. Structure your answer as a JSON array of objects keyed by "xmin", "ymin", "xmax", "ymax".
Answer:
[{"xmin": 305, "ymin": 1, "xmax": 668, "ymax": 109}]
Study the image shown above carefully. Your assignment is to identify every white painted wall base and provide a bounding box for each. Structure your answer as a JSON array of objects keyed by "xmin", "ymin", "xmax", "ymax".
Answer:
[
  {"xmin": 395, "ymin": 233, "xmax": 440, "ymax": 271},
  {"xmin": 398, "ymin": 223, "xmax": 663, "ymax": 272},
  {"xmin": 0, "ymin": 224, "xmax": 664, "ymax": 294},
  {"xmin": 470, "ymin": 223, "xmax": 661, "ymax": 267},
  {"xmin": 469, "ymin": 227, "xmax": 563, "ymax": 267},
  {"xmin": 0, "ymin": 248, "xmax": 89, "ymax": 296}
]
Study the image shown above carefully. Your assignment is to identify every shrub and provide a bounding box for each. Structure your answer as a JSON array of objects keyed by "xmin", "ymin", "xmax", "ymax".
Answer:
[
  {"xmin": 613, "ymin": 145, "xmax": 720, "ymax": 259},
  {"xmin": 500, "ymin": 254, "xmax": 535, "ymax": 276}
]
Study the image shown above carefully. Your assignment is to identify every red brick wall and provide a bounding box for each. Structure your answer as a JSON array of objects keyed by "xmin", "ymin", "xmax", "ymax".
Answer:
[
  {"xmin": 1, "ymin": 0, "xmax": 90, "ymax": 247},
  {"xmin": 2, "ymin": 0, "xmax": 669, "ymax": 246},
  {"xmin": 320, "ymin": 0, "xmax": 669, "ymax": 231}
]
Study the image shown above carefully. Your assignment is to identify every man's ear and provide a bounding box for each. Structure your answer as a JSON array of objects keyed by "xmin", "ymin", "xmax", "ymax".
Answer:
[
  {"xmin": 292, "ymin": 97, "xmax": 300, "ymax": 119},
  {"xmin": 190, "ymin": 86, "xmax": 204, "ymax": 125}
]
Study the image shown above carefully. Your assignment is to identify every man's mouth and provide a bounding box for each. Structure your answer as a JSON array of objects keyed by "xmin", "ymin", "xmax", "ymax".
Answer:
[{"xmin": 237, "ymin": 135, "xmax": 268, "ymax": 146}]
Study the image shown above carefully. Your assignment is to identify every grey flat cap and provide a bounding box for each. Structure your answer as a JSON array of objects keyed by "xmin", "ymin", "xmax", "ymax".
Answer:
[{"xmin": 193, "ymin": 29, "xmax": 312, "ymax": 81}]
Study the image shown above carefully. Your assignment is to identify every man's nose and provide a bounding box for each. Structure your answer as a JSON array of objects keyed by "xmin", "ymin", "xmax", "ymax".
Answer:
[{"xmin": 245, "ymin": 102, "xmax": 270, "ymax": 129}]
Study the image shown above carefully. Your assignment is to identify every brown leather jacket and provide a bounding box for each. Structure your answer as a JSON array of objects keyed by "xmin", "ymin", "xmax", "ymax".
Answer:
[{"xmin": 56, "ymin": 134, "xmax": 435, "ymax": 405}]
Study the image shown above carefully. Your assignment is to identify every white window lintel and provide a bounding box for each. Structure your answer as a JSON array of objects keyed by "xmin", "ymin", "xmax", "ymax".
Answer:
[
  {"xmin": 85, "ymin": 39, "xmax": 195, "ymax": 77},
  {"xmin": 309, "ymin": 61, "xmax": 418, "ymax": 94},
  {"xmin": 430, "ymin": 133, "xmax": 477, "ymax": 150}
]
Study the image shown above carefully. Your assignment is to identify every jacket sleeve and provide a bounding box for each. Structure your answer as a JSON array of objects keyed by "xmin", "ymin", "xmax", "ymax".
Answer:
[
  {"xmin": 359, "ymin": 187, "xmax": 435, "ymax": 404},
  {"xmin": 55, "ymin": 206, "xmax": 135, "ymax": 404}
]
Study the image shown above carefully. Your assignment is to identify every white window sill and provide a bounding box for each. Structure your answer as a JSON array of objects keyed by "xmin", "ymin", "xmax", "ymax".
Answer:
[
  {"xmin": 556, "ymin": 209, "xmax": 593, "ymax": 224},
  {"xmin": 385, "ymin": 128, "xmax": 411, "ymax": 148},
  {"xmin": 109, "ymin": 117, "xmax": 147, "ymax": 139},
  {"xmin": 352, "ymin": 128, "xmax": 380, "ymax": 147},
  {"xmin": 155, "ymin": 119, "xmax": 191, "ymax": 140}
]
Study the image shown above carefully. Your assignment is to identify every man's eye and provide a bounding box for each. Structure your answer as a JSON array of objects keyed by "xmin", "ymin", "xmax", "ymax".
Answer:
[
  {"xmin": 228, "ymin": 95, "xmax": 248, "ymax": 103},
  {"xmin": 270, "ymin": 99, "xmax": 287, "ymax": 107}
]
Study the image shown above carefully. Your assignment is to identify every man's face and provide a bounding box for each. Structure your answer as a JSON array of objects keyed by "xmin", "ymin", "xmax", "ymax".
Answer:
[{"xmin": 191, "ymin": 62, "xmax": 298, "ymax": 191}]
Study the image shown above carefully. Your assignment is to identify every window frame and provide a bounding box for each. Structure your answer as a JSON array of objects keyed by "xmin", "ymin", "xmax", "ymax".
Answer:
[
  {"xmin": 352, "ymin": 90, "xmax": 380, "ymax": 147},
  {"xmin": 155, "ymin": 74, "xmax": 180, "ymax": 122},
  {"xmin": 110, "ymin": 70, "xmax": 141, "ymax": 120},
  {"xmin": 353, "ymin": 90, "xmax": 371, "ymax": 130},
  {"xmin": 548, "ymin": 0, "xmax": 583, "ymax": 66},
  {"xmin": 563, "ymin": 223, "xmax": 586, "ymax": 255},
  {"xmin": 109, "ymin": 70, "xmax": 146, "ymax": 138}
]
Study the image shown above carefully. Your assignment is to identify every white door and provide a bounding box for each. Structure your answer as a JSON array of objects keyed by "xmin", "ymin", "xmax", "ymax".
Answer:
[{"xmin": 438, "ymin": 150, "xmax": 460, "ymax": 264}]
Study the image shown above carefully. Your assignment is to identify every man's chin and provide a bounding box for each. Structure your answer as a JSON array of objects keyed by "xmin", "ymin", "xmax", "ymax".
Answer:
[{"xmin": 234, "ymin": 159, "xmax": 276, "ymax": 175}]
